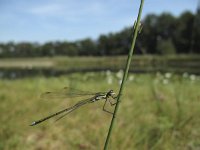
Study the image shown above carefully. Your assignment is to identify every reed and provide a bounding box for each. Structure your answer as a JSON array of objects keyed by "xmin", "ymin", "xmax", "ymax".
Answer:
[{"xmin": 103, "ymin": 0, "xmax": 145, "ymax": 149}]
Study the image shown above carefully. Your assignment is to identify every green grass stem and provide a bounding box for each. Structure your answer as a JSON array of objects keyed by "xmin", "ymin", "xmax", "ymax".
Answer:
[{"xmin": 103, "ymin": 0, "xmax": 145, "ymax": 149}]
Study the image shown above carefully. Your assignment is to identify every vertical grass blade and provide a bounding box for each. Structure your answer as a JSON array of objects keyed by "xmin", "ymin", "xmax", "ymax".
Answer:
[{"xmin": 103, "ymin": 0, "xmax": 145, "ymax": 149}]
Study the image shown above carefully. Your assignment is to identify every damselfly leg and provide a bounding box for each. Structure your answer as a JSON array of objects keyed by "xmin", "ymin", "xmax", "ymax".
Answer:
[
  {"xmin": 102, "ymin": 94, "xmax": 118, "ymax": 114},
  {"xmin": 103, "ymin": 99, "xmax": 114, "ymax": 114}
]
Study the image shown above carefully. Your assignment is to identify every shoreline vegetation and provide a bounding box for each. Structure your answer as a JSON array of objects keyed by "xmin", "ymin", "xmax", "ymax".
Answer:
[{"xmin": 0, "ymin": 55, "xmax": 200, "ymax": 78}]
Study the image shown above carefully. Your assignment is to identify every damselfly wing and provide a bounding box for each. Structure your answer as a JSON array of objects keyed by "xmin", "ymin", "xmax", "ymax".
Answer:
[
  {"xmin": 40, "ymin": 87, "xmax": 102, "ymax": 100},
  {"xmin": 30, "ymin": 88, "xmax": 116, "ymax": 126}
]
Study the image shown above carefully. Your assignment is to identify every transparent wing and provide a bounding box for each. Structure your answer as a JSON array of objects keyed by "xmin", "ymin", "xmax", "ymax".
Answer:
[
  {"xmin": 40, "ymin": 87, "xmax": 97, "ymax": 100},
  {"xmin": 54, "ymin": 97, "xmax": 93, "ymax": 122},
  {"xmin": 30, "ymin": 97, "xmax": 94, "ymax": 126}
]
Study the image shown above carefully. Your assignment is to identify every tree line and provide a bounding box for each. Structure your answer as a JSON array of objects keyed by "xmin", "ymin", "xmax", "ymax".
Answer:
[{"xmin": 0, "ymin": 11, "xmax": 199, "ymax": 58}]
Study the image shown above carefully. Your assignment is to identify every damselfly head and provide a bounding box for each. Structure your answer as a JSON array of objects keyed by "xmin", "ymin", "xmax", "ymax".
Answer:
[{"xmin": 108, "ymin": 90, "xmax": 115, "ymax": 96}]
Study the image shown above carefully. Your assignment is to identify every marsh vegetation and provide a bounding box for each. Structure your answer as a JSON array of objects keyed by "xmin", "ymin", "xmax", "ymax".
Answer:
[{"xmin": 0, "ymin": 72, "xmax": 200, "ymax": 149}]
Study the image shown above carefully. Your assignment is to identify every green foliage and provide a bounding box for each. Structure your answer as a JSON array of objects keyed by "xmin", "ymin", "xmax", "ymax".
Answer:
[
  {"xmin": 0, "ymin": 73, "xmax": 200, "ymax": 149},
  {"xmin": 78, "ymin": 38, "xmax": 97, "ymax": 55},
  {"xmin": 157, "ymin": 39, "xmax": 176, "ymax": 55},
  {"xmin": 191, "ymin": 7, "xmax": 200, "ymax": 53},
  {"xmin": 173, "ymin": 11, "xmax": 194, "ymax": 53},
  {"xmin": 140, "ymin": 14, "xmax": 158, "ymax": 54}
]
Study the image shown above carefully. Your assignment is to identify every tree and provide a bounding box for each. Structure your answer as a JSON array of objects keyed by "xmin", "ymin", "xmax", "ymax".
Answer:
[
  {"xmin": 173, "ymin": 11, "xmax": 194, "ymax": 53},
  {"xmin": 156, "ymin": 13, "xmax": 176, "ymax": 39},
  {"xmin": 191, "ymin": 5, "xmax": 200, "ymax": 53},
  {"xmin": 157, "ymin": 39, "xmax": 176, "ymax": 55},
  {"xmin": 78, "ymin": 38, "xmax": 97, "ymax": 56},
  {"xmin": 97, "ymin": 35, "xmax": 109, "ymax": 56},
  {"xmin": 41, "ymin": 42, "xmax": 55, "ymax": 56},
  {"xmin": 140, "ymin": 14, "xmax": 159, "ymax": 54}
]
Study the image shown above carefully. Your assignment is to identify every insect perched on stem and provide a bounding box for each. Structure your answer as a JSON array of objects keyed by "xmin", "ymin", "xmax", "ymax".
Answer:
[{"xmin": 30, "ymin": 87, "xmax": 117, "ymax": 126}]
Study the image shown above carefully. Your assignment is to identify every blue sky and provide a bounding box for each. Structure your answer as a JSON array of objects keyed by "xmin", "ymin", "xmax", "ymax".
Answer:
[{"xmin": 0, "ymin": 0, "xmax": 198, "ymax": 43}]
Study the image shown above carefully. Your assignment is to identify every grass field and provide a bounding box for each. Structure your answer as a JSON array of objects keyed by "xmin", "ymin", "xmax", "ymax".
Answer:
[{"xmin": 0, "ymin": 72, "xmax": 200, "ymax": 150}]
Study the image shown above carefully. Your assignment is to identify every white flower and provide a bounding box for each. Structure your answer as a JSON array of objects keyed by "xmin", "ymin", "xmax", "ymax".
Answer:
[
  {"xmin": 163, "ymin": 79, "xmax": 169, "ymax": 84},
  {"xmin": 190, "ymin": 74, "xmax": 196, "ymax": 81},
  {"xmin": 156, "ymin": 72, "xmax": 162, "ymax": 77},
  {"xmin": 183, "ymin": 72, "xmax": 189, "ymax": 78},
  {"xmin": 107, "ymin": 77, "xmax": 113, "ymax": 85},
  {"xmin": 118, "ymin": 79, "xmax": 122, "ymax": 85},
  {"xmin": 116, "ymin": 69, "xmax": 123, "ymax": 79},
  {"xmin": 165, "ymin": 72, "xmax": 172, "ymax": 78},
  {"xmin": 106, "ymin": 70, "xmax": 111, "ymax": 76},
  {"xmin": 128, "ymin": 75, "xmax": 135, "ymax": 81}
]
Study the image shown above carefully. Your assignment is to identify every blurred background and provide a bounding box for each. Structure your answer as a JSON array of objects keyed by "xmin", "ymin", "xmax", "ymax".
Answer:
[
  {"xmin": 0, "ymin": 0, "xmax": 200, "ymax": 150},
  {"xmin": 0, "ymin": 0, "xmax": 200, "ymax": 76}
]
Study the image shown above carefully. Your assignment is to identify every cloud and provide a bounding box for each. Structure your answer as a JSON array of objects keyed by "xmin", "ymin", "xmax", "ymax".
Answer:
[
  {"xmin": 29, "ymin": 3, "xmax": 64, "ymax": 16},
  {"xmin": 27, "ymin": 1, "xmax": 106, "ymax": 16},
  {"xmin": 26, "ymin": 1, "xmax": 108, "ymax": 24}
]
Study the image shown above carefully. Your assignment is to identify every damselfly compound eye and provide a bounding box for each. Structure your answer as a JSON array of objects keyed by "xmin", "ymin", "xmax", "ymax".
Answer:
[{"xmin": 108, "ymin": 90, "xmax": 115, "ymax": 96}]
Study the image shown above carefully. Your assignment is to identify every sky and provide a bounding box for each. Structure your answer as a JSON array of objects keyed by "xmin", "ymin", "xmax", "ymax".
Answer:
[{"xmin": 0, "ymin": 0, "xmax": 198, "ymax": 43}]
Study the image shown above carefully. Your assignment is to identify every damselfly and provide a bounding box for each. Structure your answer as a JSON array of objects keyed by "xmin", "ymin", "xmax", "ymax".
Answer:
[{"xmin": 30, "ymin": 87, "xmax": 117, "ymax": 126}]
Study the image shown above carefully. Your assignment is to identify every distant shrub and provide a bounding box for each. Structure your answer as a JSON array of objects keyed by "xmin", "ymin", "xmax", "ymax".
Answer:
[{"xmin": 157, "ymin": 39, "xmax": 176, "ymax": 55}]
